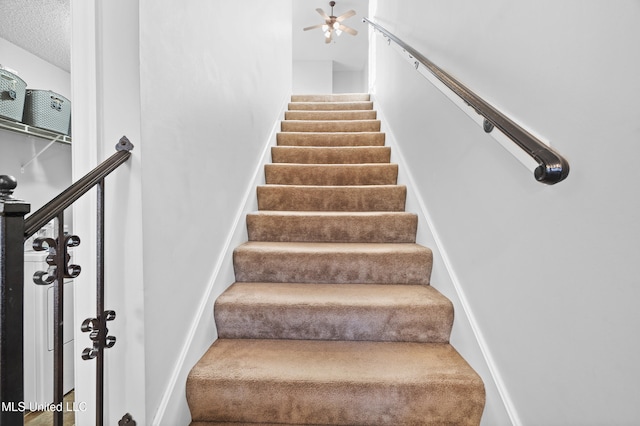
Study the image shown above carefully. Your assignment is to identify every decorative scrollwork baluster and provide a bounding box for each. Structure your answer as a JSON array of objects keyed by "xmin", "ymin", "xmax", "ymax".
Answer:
[
  {"xmin": 118, "ymin": 413, "xmax": 136, "ymax": 426},
  {"xmin": 63, "ymin": 234, "xmax": 82, "ymax": 278},
  {"xmin": 81, "ymin": 310, "xmax": 117, "ymax": 360},
  {"xmin": 32, "ymin": 233, "xmax": 82, "ymax": 284},
  {"xmin": 32, "ymin": 237, "xmax": 57, "ymax": 285}
]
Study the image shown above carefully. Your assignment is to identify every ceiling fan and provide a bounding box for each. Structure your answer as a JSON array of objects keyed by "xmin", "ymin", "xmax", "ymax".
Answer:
[{"xmin": 304, "ymin": 1, "xmax": 358, "ymax": 44}]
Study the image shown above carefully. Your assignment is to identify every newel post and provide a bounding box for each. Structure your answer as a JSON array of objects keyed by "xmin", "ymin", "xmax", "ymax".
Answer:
[{"xmin": 0, "ymin": 175, "xmax": 30, "ymax": 424}]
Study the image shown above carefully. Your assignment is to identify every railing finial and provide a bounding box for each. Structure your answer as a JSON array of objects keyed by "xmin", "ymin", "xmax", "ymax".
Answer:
[
  {"xmin": 0, "ymin": 175, "xmax": 18, "ymax": 200},
  {"xmin": 116, "ymin": 135, "xmax": 134, "ymax": 152}
]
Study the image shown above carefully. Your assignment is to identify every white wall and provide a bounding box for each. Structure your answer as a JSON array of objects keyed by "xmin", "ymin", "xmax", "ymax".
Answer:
[
  {"xmin": 333, "ymin": 69, "xmax": 365, "ymax": 93},
  {"xmin": 293, "ymin": 60, "xmax": 332, "ymax": 94},
  {"xmin": 138, "ymin": 1, "xmax": 292, "ymax": 424},
  {"xmin": 370, "ymin": 1, "xmax": 640, "ymax": 425}
]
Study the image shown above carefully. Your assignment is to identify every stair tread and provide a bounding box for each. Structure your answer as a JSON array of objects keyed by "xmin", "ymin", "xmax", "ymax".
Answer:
[
  {"xmin": 285, "ymin": 110, "xmax": 377, "ymax": 120},
  {"xmin": 218, "ymin": 282, "xmax": 446, "ymax": 307},
  {"xmin": 288, "ymin": 101, "xmax": 374, "ymax": 111},
  {"xmin": 291, "ymin": 93, "xmax": 370, "ymax": 102},
  {"xmin": 191, "ymin": 339, "xmax": 480, "ymax": 384},
  {"xmin": 187, "ymin": 339, "xmax": 485, "ymax": 425},
  {"xmin": 216, "ymin": 282, "xmax": 453, "ymax": 342},
  {"xmin": 235, "ymin": 240, "xmax": 430, "ymax": 254},
  {"xmin": 248, "ymin": 210, "xmax": 416, "ymax": 218}
]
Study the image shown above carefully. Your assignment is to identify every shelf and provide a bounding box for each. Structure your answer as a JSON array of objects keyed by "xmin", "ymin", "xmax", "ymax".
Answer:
[
  {"xmin": 1, "ymin": 116, "xmax": 72, "ymax": 172},
  {"xmin": 0, "ymin": 115, "xmax": 71, "ymax": 144}
]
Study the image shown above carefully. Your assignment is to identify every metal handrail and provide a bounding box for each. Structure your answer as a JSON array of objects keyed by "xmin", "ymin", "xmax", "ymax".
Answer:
[
  {"xmin": 364, "ymin": 17, "xmax": 570, "ymax": 184},
  {"xmin": 24, "ymin": 136, "xmax": 134, "ymax": 239}
]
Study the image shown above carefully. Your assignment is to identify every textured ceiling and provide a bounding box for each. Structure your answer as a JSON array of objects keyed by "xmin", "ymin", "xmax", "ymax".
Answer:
[
  {"xmin": 0, "ymin": 0, "xmax": 367, "ymax": 74},
  {"xmin": 0, "ymin": 0, "xmax": 71, "ymax": 72}
]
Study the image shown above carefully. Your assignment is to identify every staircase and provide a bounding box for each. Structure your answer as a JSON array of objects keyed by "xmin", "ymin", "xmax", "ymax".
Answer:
[{"xmin": 186, "ymin": 93, "xmax": 486, "ymax": 425}]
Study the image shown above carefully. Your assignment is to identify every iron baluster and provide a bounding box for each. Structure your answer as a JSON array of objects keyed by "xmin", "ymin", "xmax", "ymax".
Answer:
[
  {"xmin": 32, "ymin": 214, "xmax": 81, "ymax": 426},
  {"xmin": 80, "ymin": 177, "xmax": 117, "ymax": 426}
]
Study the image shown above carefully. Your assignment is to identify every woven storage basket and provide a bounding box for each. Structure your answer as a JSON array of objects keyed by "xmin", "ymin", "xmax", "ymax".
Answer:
[
  {"xmin": 0, "ymin": 68, "xmax": 27, "ymax": 121},
  {"xmin": 22, "ymin": 90, "xmax": 71, "ymax": 135}
]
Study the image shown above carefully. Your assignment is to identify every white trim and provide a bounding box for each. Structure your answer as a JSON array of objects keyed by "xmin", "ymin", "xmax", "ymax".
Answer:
[
  {"xmin": 372, "ymin": 94, "xmax": 521, "ymax": 426},
  {"xmin": 151, "ymin": 96, "xmax": 289, "ymax": 425},
  {"xmin": 70, "ymin": 2, "xmax": 100, "ymax": 425}
]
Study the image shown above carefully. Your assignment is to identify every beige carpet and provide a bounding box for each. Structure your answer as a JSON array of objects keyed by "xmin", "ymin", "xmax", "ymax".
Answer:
[{"xmin": 186, "ymin": 93, "xmax": 485, "ymax": 425}]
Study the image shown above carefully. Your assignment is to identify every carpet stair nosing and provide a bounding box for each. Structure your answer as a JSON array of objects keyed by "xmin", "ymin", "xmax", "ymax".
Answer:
[
  {"xmin": 285, "ymin": 110, "xmax": 377, "ymax": 121},
  {"xmin": 288, "ymin": 101, "xmax": 374, "ymax": 111},
  {"xmin": 291, "ymin": 93, "xmax": 370, "ymax": 102}
]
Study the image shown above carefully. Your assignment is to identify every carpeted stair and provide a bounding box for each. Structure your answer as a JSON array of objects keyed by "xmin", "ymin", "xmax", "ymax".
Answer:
[{"xmin": 187, "ymin": 93, "xmax": 486, "ymax": 425}]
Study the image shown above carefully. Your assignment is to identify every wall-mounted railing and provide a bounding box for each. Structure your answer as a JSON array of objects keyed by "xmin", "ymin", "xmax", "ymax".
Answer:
[
  {"xmin": 364, "ymin": 18, "xmax": 570, "ymax": 185},
  {"xmin": 0, "ymin": 136, "xmax": 134, "ymax": 426}
]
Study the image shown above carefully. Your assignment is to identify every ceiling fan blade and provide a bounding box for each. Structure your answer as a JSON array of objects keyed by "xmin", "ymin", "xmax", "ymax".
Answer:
[
  {"xmin": 303, "ymin": 24, "xmax": 324, "ymax": 31},
  {"xmin": 336, "ymin": 9, "xmax": 356, "ymax": 22},
  {"xmin": 316, "ymin": 8, "xmax": 330, "ymax": 20},
  {"xmin": 338, "ymin": 24, "xmax": 358, "ymax": 36}
]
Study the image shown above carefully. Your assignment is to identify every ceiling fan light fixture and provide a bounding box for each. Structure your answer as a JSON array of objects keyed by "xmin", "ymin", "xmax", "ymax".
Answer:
[{"xmin": 303, "ymin": 2, "xmax": 357, "ymax": 42}]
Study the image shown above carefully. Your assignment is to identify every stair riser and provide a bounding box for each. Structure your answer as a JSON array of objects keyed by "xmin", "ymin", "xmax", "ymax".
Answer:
[
  {"xmin": 285, "ymin": 110, "xmax": 377, "ymax": 120},
  {"xmin": 215, "ymin": 284, "xmax": 453, "ymax": 342},
  {"xmin": 288, "ymin": 101, "xmax": 373, "ymax": 111},
  {"xmin": 247, "ymin": 213, "xmax": 417, "ymax": 243},
  {"xmin": 188, "ymin": 381, "xmax": 484, "ymax": 425},
  {"xmin": 264, "ymin": 164, "xmax": 398, "ymax": 186},
  {"xmin": 216, "ymin": 306, "xmax": 451, "ymax": 342},
  {"xmin": 257, "ymin": 185, "xmax": 406, "ymax": 212},
  {"xmin": 281, "ymin": 120, "xmax": 381, "ymax": 133},
  {"xmin": 271, "ymin": 146, "xmax": 391, "ymax": 164},
  {"xmin": 291, "ymin": 94, "xmax": 370, "ymax": 102},
  {"xmin": 233, "ymin": 247, "xmax": 432, "ymax": 284},
  {"xmin": 277, "ymin": 132, "xmax": 385, "ymax": 147}
]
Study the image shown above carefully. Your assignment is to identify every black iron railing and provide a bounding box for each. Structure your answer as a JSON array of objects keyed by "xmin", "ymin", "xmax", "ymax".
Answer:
[
  {"xmin": 364, "ymin": 17, "xmax": 570, "ymax": 184},
  {"xmin": 0, "ymin": 136, "xmax": 133, "ymax": 426}
]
